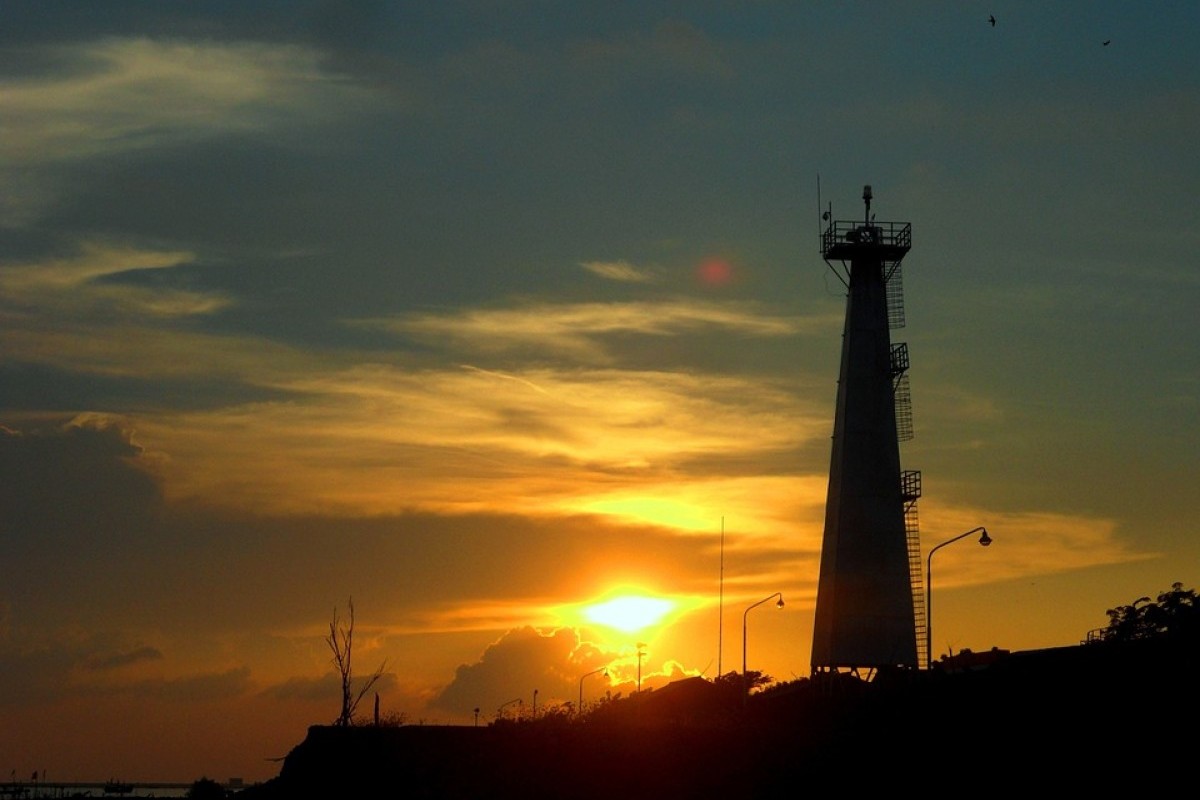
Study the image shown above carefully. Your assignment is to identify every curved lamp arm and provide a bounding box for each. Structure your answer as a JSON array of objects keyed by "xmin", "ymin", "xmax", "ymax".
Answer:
[
  {"xmin": 742, "ymin": 592, "xmax": 784, "ymax": 687},
  {"xmin": 926, "ymin": 527, "xmax": 991, "ymax": 669}
]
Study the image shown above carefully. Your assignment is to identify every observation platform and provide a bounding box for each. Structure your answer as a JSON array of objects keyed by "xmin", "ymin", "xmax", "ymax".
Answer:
[{"xmin": 821, "ymin": 220, "xmax": 911, "ymax": 262}]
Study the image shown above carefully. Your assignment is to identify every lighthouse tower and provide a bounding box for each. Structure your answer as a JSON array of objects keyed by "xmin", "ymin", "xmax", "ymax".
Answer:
[{"xmin": 811, "ymin": 185, "xmax": 924, "ymax": 675}]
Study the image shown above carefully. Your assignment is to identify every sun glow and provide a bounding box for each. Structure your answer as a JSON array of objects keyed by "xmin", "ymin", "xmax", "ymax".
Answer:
[
  {"xmin": 583, "ymin": 595, "xmax": 675, "ymax": 633},
  {"xmin": 558, "ymin": 587, "xmax": 711, "ymax": 639}
]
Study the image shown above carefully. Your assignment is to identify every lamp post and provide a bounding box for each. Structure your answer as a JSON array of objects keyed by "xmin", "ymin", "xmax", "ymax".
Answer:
[
  {"xmin": 578, "ymin": 667, "xmax": 608, "ymax": 716},
  {"xmin": 636, "ymin": 643, "xmax": 647, "ymax": 692},
  {"xmin": 497, "ymin": 697, "xmax": 522, "ymax": 720},
  {"xmin": 925, "ymin": 526, "xmax": 991, "ymax": 669},
  {"xmin": 742, "ymin": 592, "xmax": 784, "ymax": 692}
]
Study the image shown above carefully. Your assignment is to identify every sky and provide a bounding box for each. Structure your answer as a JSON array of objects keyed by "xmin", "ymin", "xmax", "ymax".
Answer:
[{"xmin": 2, "ymin": 0, "xmax": 1198, "ymax": 785}]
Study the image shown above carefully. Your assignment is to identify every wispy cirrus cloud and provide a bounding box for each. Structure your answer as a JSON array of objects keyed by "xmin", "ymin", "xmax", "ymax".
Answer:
[
  {"xmin": 0, "ymin": 37, "xmax": 376, "ymax": 223},
  {"xmin": 137, "ymin": 362, "xmax": 828, "ymax": 519},
  {"xmin": 915, "ymin": 505, "xmax": 1153, "ymax": 587},
  {"xmin": 0, "ymin": 242, "xmax": 228, "ymax": 319},
  {"xmin": 364, "ymin": 299, "xmax": 825, "ymax": 362},
  {"xmin": 581, "ymin": 260, "xmax": 658, "ymax": 283},
  {"xmin": 1, "ymin": 38, "xmax": 362, "ymax": 165}
]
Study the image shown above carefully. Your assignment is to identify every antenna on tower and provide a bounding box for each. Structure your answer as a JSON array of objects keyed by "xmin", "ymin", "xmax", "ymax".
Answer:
[
  {"xmin": 817, "ymin": 173, "xmax": 823, "ymax": 242},
  {"xmin": 717, "ymin": 515, "xmax": 725, "ymax": 678},
  {"xmin": 817, "ymin": 174, "xmax": 833, "ymax": 226}
]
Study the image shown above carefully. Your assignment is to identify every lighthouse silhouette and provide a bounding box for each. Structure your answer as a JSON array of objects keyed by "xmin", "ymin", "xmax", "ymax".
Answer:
[{"xmin": 811, "ymin": 185, "xmax": 925, "ymax": 675}]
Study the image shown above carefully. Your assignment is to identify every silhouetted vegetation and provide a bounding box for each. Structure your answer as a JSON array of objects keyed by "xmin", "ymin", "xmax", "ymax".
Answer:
[
  {"xmin": 185, "ymin": 777, "xmax": 225, "ymax": 799},
  {"xmin": 1099, "ymin": 582, "xmax": 1198, "ymax": 642},
  {"xmin": 326, "ymin": 597, "xmax": 386, "ymax": 727},
  {"xmin": 714, "ymin": 667, "xmax": 773, "ymax": 695},
  {"xmin": 360, "ymin": 708, "xmax": 408, "ymax": 727}
]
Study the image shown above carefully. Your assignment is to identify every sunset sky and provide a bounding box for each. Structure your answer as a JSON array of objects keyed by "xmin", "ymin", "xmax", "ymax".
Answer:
[{"xmin": 3, "ymin": 1, "xmax": 1198, "ymax": 784}]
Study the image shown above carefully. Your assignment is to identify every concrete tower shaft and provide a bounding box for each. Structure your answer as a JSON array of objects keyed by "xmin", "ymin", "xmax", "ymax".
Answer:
[{"xmin": 811, "ymin": 188, "xmax": 918, "ymax": 672}]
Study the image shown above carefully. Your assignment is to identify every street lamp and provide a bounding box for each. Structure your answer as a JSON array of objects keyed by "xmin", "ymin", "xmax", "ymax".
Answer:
[
  {"xmin": 742, "ymin": 592, "xmax": 784, "ymax": 691},
  {"xmin": 578, "ymin": 667, "xmax": 608, "ymax": 716},
  {"xmin": 926, "ymin": 526, "xmax": 991, "ymax": 669},
  {"xmin": 636, "ymin": 643, "xmax": 647, "ymax": 692}
]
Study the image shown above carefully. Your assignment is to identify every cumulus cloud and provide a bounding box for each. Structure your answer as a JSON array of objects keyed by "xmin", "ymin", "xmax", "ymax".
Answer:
[
  {"xmin": 427, "ymin": 625, "xmax": 700, "ymax": 721},
  {"xmin": 430, "ymin": 626, "xmax": 612, "ymax": 717}
]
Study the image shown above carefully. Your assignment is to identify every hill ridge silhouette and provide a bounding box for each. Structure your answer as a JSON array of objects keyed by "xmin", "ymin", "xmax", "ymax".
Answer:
[{"xmin": 238, "ymin": 635, "xmax": 1197, "ymax": 797}]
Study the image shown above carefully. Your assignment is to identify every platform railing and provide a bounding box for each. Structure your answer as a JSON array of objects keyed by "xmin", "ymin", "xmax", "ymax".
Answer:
[{"xmin": 821, "ymin": 220, "xmax": 911, "ymax": 256}]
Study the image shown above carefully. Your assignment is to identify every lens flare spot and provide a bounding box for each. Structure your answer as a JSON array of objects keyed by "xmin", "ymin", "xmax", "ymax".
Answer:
[{"xmin": 697, "ymin": 257, "xmax": 733, "ymax": 286}]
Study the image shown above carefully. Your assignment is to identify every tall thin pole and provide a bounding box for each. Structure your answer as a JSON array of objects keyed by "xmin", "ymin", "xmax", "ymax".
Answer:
[
  {"xmin": 717, "ymin": 516, "xmax": 725, "ymax": 678},
  {"xmin": 636, "ymin": 644, "xmax": 646, "ymax": 692}
]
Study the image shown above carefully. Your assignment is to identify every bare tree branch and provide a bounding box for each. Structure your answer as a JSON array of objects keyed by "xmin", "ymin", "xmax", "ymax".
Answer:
[{"xmin": 326, "ymin": 597, "xmax": 387, "ymax": 726}]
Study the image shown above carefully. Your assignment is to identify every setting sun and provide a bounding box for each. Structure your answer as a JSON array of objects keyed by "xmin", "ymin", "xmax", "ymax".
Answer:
[
  {"xmin": 583, "ymin": 595, "xmax": 675, "ymax": 633},
  {"xmin": 553, "ymin": 588, "xmax": 711, "ymax": 641}
]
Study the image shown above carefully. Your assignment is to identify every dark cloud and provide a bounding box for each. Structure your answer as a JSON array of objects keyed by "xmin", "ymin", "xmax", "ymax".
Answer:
[
  {"xmin": 262, "ymin": 673, "xmax": 339, "ymax": 703},
  {"xmin": 0, "ymin": 632, "xmax": 169, "ymax": 706},
  {"xmin": 0, "ymin": 413, "xmax": 158, "ymax": 503},
  {"xmin": 0, "ymin": 637, "xmax": 82, "ymax": 706},
  {"xmin": 83, "ymin": 645, "xmax": 164, "ymax": 672},
  {"xmin": 0, "ymin": 362, "xmax": 288, "ymax": 413},
  {"xmin": 263, "ymin": 671, "xmax": 399, "ymax": 705},
  {"xmin": 0, "ymin": 415, "xmax": 162, "ymax": 551},
  {"xmin": 116, "ymin": 667, "xmax": 254, "ymax": 702}
]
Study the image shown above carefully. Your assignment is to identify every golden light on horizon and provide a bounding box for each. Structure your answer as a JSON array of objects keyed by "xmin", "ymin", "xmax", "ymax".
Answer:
[{"xmin": 566, "ymin": 496, "xmax": 715, "ymax": 533}]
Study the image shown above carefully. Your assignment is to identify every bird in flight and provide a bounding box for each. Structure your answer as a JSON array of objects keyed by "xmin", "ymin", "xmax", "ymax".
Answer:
[
  {"xmin": 989, "ymin": 15, "xmax": 996, "ymax": 27},
  {"xmin": 1103, "ymin": 39, "xmax": 1111, "ymax": 46}
]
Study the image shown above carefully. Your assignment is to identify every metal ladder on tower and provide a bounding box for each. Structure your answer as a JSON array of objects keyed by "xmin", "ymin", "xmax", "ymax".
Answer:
[
  {"xmin": 889, "ymin": 255, "xmax": 925, "ymax": 666},
  {"xmin": 902, "ymin": 470, "xmax": 926, "ymax": 667},
  {"xmin": 887, "ymin": 261, "xmax": 914, "ymax": 442}
]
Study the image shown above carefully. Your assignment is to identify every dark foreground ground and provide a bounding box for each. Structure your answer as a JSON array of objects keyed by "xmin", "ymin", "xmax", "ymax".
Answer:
[{"xmin": 238, "ymin": 636, "xmax": 1196, "ymax": 798}]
